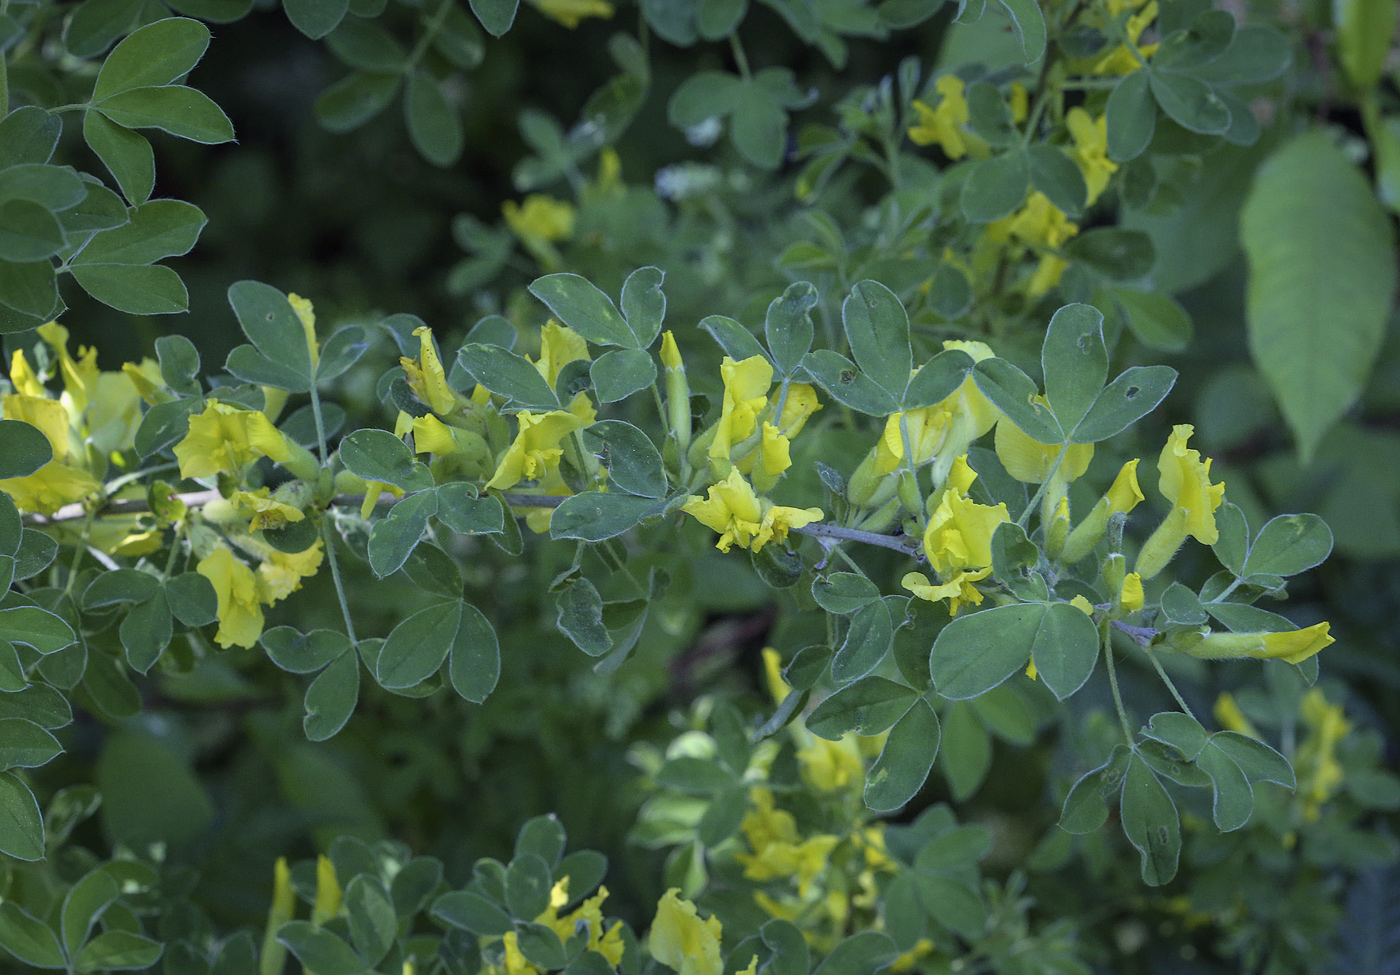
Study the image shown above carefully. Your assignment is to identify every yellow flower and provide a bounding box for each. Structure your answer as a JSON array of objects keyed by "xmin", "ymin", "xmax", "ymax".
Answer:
[
  {"xmin": 401, "ymin": 326, "xmax": 457, "ymax": 417},
  {"xmin": 875, "ymin": 408, "xmax": 948, "ymax": 476},
  {"xmin": 1213, "ymin": 692, "xmax": 1259, "ymax": 738},
  {"xmin": 737, "ymin": 422, "xmax": 791, "ymax": 493},
  {"xmin": 287, "ymin": 293, "xmax": 320, "ymax": 369},
  {"xmin": 9, "ymin": 348, "xmax": 46, "ymax": 398},
  {"xmin": 709, "ymin": 355, "xmax": 773, "ymax": 468},
  {"xmin": 739, "ymin": 786, "xmax": 798, "ymax": 849},
  {"xmin": 197, "ymin": 546, "xmax": 265, "ymax": 649},
  {"xmin": 902, "ymin": 567, "xmax": 992, "ymax": 616},
  {"xmin": 796, "ymin": 736, "xmax": 865, "ymax": 793},
  {"xmin": 987, "ymin": 192, "xmax": 1079, "ymax": 249},
  {"xmin": 1094, "ymin": 1, "xmax": 1159, "ymax": 74},
  {"xmin": 1180, "ymin": 621, "xmax": 1334, "ymax": 666},
  {"xmin": 504, "ymin": 195, "xmax": 576, "ymax": 241},
  {"xmin": 921, "ymin": 457, "xmax": 1009, "ymax": 576},
  {"xmin": 994, "ymin": 415, "xmax": 1094, "ymax": 485},
  {"xmin": 0, "ymin": 461, "xmax": 100, "ymax": 515},
  {"xmin": 230, "ymin": 488, "xmax": 305, "ymax": 532},
  {"xmin": 256, "ymin": 541, "xmax": 325, "ymax": 604},
  {"xmin": 4, "ymin": 392, "xmax": 70, "ymax": 455},
  {"xmin": 526, "ymin": 0, "xmax": 612, "ymax": 27},
  {"xmin": 485, "ymin": 409, "xmax": 585, "ymax": 491},
  {"xmin": 1119, "ymin": 572, "xmax": 1144, "ymax": 612},
  {"xmin": 123, "ymin": 359, "xmax": 166, "ymax": 405},
  {"xmin": 1067, "ymin": 108, "xmax": 1118, "ymax": 205},
  {"xmin": 649, "ymin": 890, "xmax": 722, "ymax": 975},
  {"xmin": 1135, "ymin": 425, "xmax": 1225, "ymax": 578},
  {"xmin": 1008, "ymin": 82, "xmax": 1029, "ymax": 123},
  {"xmin": 1026, "ymin": 254, "xmax": 1070, "ymax": 298},
  {"xmin": 38, "ymin": 322, "xmax": 99, "ymax": 417},
  {"xmin": 175, "ymin": 400, "xmax": 292, "ymax": 479},
  {"xmin": 660, "ymin": 330, "xmax": 684, "ymax": 371},
  {"xmin": 1296, "ymin": 688, "xmax": 1349, "ymax": 821},
  {"xmin": 773, "ymin": 383, "xmax": 821, "ymax": 439},
  {"xmin": 311, "ymin": 854, "xmax": 341, "ymax": 925},
  {"xmin": 761, "ymin": 647, "xmax": 791, "ymax": 705},
  {"xmin": 682, "ymin": 469, "xmax": 823, "ymax": 553},
  {"xmin": 1061, "ymin": 459, "xmax": 1144, "ymax": 564},
  {"xmin": 908, "ymin": 76, "xmax": 972, "ymax": 160},
  {"xmin": 532, "ymin": 320, "xmax": 590, "ymax": 389},
  {"xmin": 735, "ymin": 832, "xmax": 839, "ymax": 898}
]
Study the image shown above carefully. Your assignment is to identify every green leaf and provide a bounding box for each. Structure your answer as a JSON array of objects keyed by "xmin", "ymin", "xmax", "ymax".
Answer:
[
  {"xmin": 864, "ymin": 699, "xmax": 940, "ymax": 812},
  {"xmin": 276, "ymin": 922, "xmax": 364, "ymax": 975},
  {"xmin": 1334, "ymin": 0, "xmax": 1395, "ymax": 90},
  {"xmin": 1061, "ymin": 745, "xmax": 1130, "ymax": 833},
  {"xmin": 228, "ymin": 279, "xmax": 314, "ymax": 377},
  {"xmin": 555, "ymin": 578, "xmax": 609, "ymax": 657},
  {"xmin": 669, "ymin": 70, "xmax": 744, "ymax": 127},
  {"xmin": 1120, "ymin": 754, "xmax": 1180, "ymax": 885},
  {"xmin": 1111, "ymin": 288, "xmax": 1193, "ymax": 352},
  {"xmin": 134, "ymin": 398, "xmax": 199, "ymax": 457},
  {"xmin": 801, "ymin": 350, "xmax": 900, "ymax": 416},
  {"xmin": 1147, "ymin": 70, "xmax": 1229, "ymax": 135},
  {"xmin": 338, "ymin": 429, "xmax": 433, "ymax": 492},
  {"xmin": 73, "ymin": 199, "xmax": 205, "ymax": 266},
  {"xmin": 960, "ymin": 150, "xmax": 1030, "ymax": 223},
  {"xmin": 1243, "ymin": 513, "xmax": 1332, "ymax": 577},
  {"xmin": 344, "ymin": 875, "xmax": 396, "ymax": 966},
  {"xmin": 118, "ymin": 590, "xmax": 172, "ymax": 673},
  {"xmin": 764, "ymin": 281, "xmax": 817, "ymax": 375},
  {"xmin": 515, "ymin": 923, "xmax": 567, "ymax": 970},
  {"xmin": 0, "ymin": 606, "xmax": 75, "ymax": 655},
  {"xmin": 405, "ymin": 70, "xmax": 463, "ymax": 167},
  {"xmin": 806, "ymin": 676, "xmax": 917, "ymax": 740},
  {"xmin": 529, "ymin": 273, "xmax": 637, "ymax": 348},
  {"xmin": 1195, "ymin": 740, "xmax": 1253, "ymax": 831},
  {"xmin": 93, "ymin": 17, "xmax": 211, "ymax": 99},
  {"xmin": 913, "ymin": 873, "xmax": 986, "ymax": 937},
  {"xmin": 303, "ymin": 648, "xmax": 359, "ymax": 741},
  {"xmin": 326, "ymin": 19, "xmax": 406, "ymax": 72},
  {"xmin": 830, "ymin": 599, "xmax": 894, "ymax": 684},
  {"xmin": 697, "ymin": 0, "xmax": 745, "ymax": 38},
  {"xmin": 436, "ymin": 485, "xmax": 505, "ymax": 535},
  {"xmin": 1064, "ymin": 227, "xmax": 1154, "ymax": 280},
  {"xmin": 468, "ymin": 0, "xmax": 519, "ymax": 36},
  {"xmin": 0, "ymin": 770, "xmax": 44, "ymax": 860},
  {"xmin": 377, "ymin": 600, "xmax": 460, "ymax": 689},
  {"xmin": 0, "ymin": 718, "xmax": 61, "ymax": 769},
  {"xmin": 972, "ymin": 358, "xmax": 1062, "ymax": 444},
  {"xmin": 731, "ymin": 82, "xmax": 786, "ymax": 170},
  {"xmin": 914, "ymin": 824, "xmax": 992, "ymax": 873},
  {"xmin": 620, "ymin": 266, "xmax": 666, "ymax": 348},
  {"xmin": 699, "ymin": 313, "xmax": 768, "ymax": 362},
  {"xmin": 317, "ymin": 325, "xmax": 371, "ymax": 382},
  {"xmin": 0, "ymin": 684, "xmax": 72, "ymax": 729},
  {"xmin": 1159, "ymin": 583, "xmax": 1206, "ymax": 625},
  {"xmin": 811, "ymin": 932, "xmax": 898, "ymax": 975},
  {"xmin": 96, "ymin": 86, "xmax": 234, "ymax": 143},
  {"xmin": 1069, "ymin": 365, "xmax": 1176, "ymax": 443},
  {"xmin": 0, "ymin": 107, "xmax": 61, "ymax": 169},
  {"xmin": 1210, "ymin": 731, "xmax": 1294, "ymax": 788},
  {"xmin": 61, "ymin": 869, "xmax": 120, "ymax": 958},
  {"xmin": 582, "ymin": 421, "xmax": 667, "ymax": 498},
  {"xmin": 995, "ymin": 0, "xmax": 1045, "ymax": 63},
  {"xmin": 456, "ymin": 343, "xmax": 559, "ymax": 408},
  {"xmin": 549, "ymin": 494, "xmax": 665, "ymax": 542},
  {"xmin": 71, "ymin": 264, "xmax": 189, "ymax": 315},
  {"xmin": 0, "ymin": 420, "xmax": 52, "ymax": 477},
  {"xmin": 811, "ymin": 572, "xmax": 880, "ymax": 615},
  {"xmin": 315, "ymin": 71, "xmax": 401, "ymax": 133},
  {"xmin": 0, "ymin": 639, "xmax": 24, "ymax": 692},
  {"xmin": 156, "ymin": 333, "xmax": 201, "ymax": 394},
  {"xmin": 1026, "ymin": 144, "xmax": 1087, "ymax": 216},
  {"xmin": 0, "ymin": 902, "xmax": 64, "ymax": 967},
  {"xmin": 0, "ymin": 493, "xmax": 17, "ymax": 555},
  {"xmin": 590, "ymin": 348, "xmax": 657, "ymax": 403},
  {"xmin": 1027, "ymin": 602, "xmax": 1099, "ymax": 701},
  {"xmin": 262, "ymin": 627, "xmax": 353, "ymax": 673},
  {"xmin": 930, "ymin": 603, "xmax": 1042, "ymax": 699},
  {"xmin": 0, "ymin": 200, "xmax": 65, "ymax": 262},
  {"xmin": 1242, "ymin": 132, "xmax": 1396, "ymax": 463},
  {"xmin": 0, "ymin": 259, "xmax": 59, "ymax": 319},
  {"xmin": 226, "ymin": 344, "xmax": 312, "ymax": 393},
  {"xmin": 368, "ymin": 489, "xmax": 437, "ymax": 578},
  {"xmin": 433, "ymin": 890, "xmax": 514, "ymax": 935},
  {"xmin": 96, "ymin": 730, "xmax": 212, "ymax": 846},
  {"xmin": 83, "ymin": 111, "xmax": 153, "ymax": 205},
  {"xmin": 842, "ymin": 281, "xmax": 912, "ymax": 400},
  {"xmin": 1041, "ymin": 303, "xmax": 1107, "ymax": 433},
  {"xmin": 448, "ymin": 601, "xmax": 499, "ymax": 703},
  {"xmin": 506, "ymin": 853, "xmax": 553, "ymax": 920}
]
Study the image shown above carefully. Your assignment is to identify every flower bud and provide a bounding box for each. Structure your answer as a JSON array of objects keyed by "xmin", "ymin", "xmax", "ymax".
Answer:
[
  {"xmin": 1101, "ymin": 552, "xmax": 1126, "ymax": 595},
  {"xmin": 660, "ymin": 331, "xmax": 692, "ymax": 454}
]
